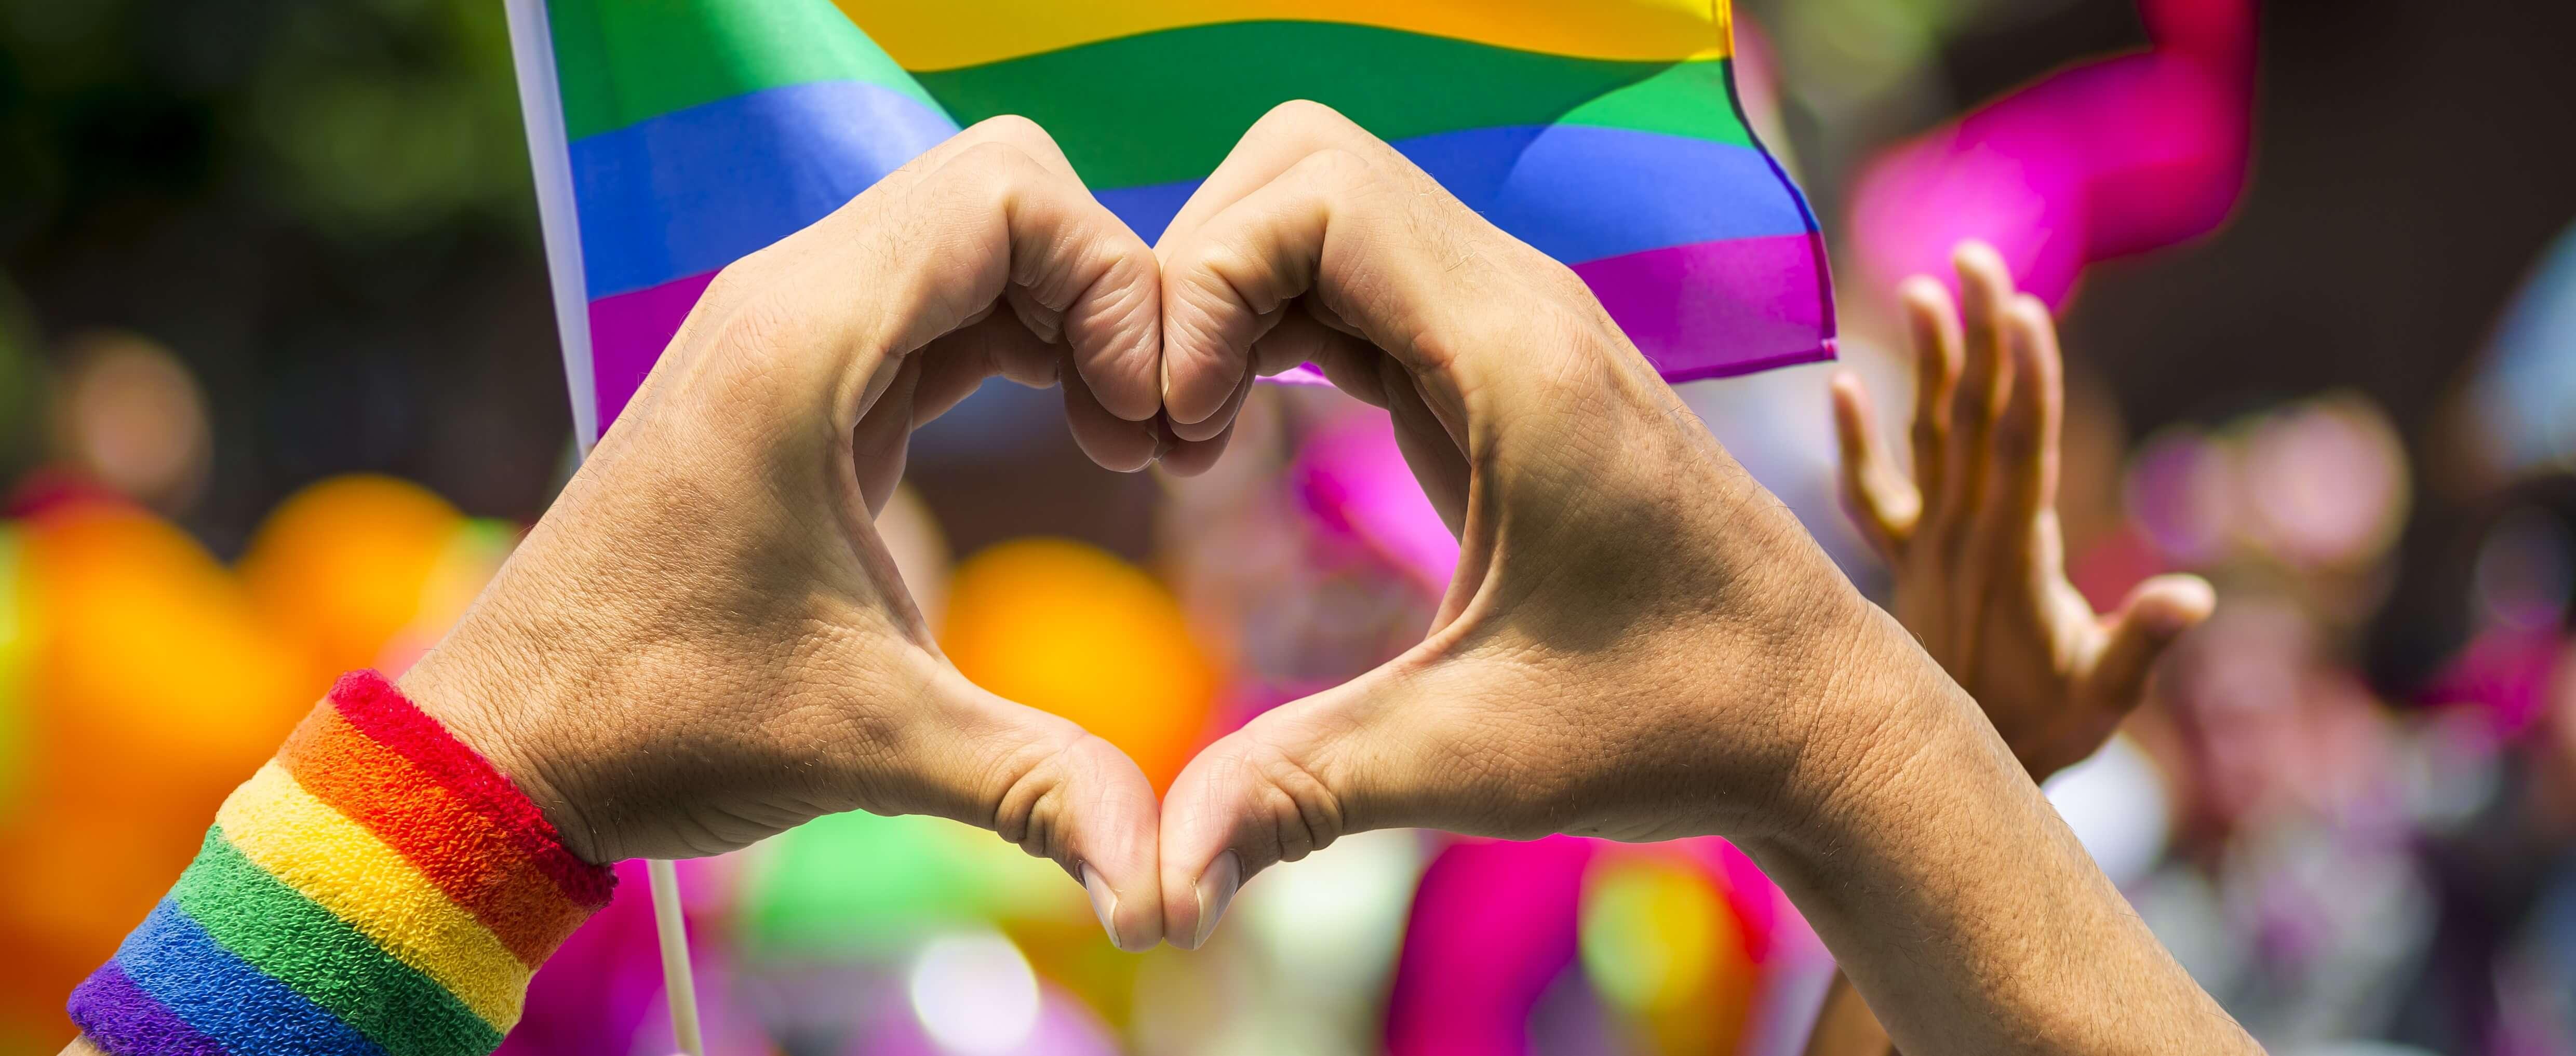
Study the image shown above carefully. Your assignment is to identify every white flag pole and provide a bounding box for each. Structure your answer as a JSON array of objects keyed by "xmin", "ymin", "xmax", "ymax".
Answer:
[{"xmin": 502, "ymin": 3, "xmax": 701, "ymax": 1054}]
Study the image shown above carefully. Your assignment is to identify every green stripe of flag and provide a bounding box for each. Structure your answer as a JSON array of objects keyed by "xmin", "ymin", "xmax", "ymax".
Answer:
[
  {"xmin": 550, "ymin": 0, "xmax": 944, "ymax": 141},
  {"xmin": 546, "ymin": 5, "xmax": 1754, "ymax": 188},
  {"xmin": 170, "ymin": 828, "xmax": 503, "ymax": 1056},
  {"xmin": 915, "ymin": 22, "xmax": 1751, "ymax": 190}
]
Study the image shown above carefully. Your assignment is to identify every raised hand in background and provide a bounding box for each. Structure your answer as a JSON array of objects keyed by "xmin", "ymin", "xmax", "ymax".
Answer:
[{"xmin": 1829, "ymin": 242, "xmax": 2213, "ymax": 781}]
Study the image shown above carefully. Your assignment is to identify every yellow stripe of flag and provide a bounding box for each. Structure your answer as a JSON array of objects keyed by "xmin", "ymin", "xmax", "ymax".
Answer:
[{"xmin": 834, "ymin": 0, "xmax": 1733, "ymax": 72}]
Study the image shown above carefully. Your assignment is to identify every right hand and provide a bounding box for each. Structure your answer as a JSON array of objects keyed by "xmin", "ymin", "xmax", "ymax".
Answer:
[
  {"xmin": 1139, "ymin": 107, "xmax": 2260, "ymax": 1056},
  {"xmin": 1829, "ymin": 243, "xmax": 2211, "ymax": 780},
  {"xmin": 1146, "ymin": 102, "xmax": 1968, "ymax": 946},
  {"xmin": 401, "ymin": 117, "xmax": 1173, "ymax": 949}
]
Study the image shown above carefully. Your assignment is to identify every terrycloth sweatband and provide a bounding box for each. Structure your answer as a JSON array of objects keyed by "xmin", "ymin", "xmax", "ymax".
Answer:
[{"xmin": 68, "ymin": 670, "xmax": 615, "ymax": 1055}]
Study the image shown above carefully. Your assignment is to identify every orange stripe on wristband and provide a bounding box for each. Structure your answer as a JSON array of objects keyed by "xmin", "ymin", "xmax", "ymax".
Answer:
[
  {"xmin": 71, "ymin": 670, "xmax": 614, "ymax": 1056},
  {"xmin": 322, "ymin": 671, "xmax": 613, "ymax": 910},
  {"xmin": 279, "ymin": 707, "xmax": 591, "ymax": 966}
]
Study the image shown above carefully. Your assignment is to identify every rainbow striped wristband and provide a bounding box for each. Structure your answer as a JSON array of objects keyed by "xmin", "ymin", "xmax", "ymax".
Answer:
[{"xmin": 69, "ymin": 670, "xmax": 615, "ymax": 1056}]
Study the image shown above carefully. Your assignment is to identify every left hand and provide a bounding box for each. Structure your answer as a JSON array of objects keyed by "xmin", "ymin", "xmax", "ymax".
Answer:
[
  {"xmin": 401, "ymin": 116, "xmax": 1173, "ymax": 949},
  {"xmin": 1828, "ymin": 244, "xmax": 2212, "ymax": 780}
]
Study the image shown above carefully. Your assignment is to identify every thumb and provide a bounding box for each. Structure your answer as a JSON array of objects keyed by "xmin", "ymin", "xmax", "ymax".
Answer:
[
  {"xmin": 1153, "ymin": 710, "xmax": 1345, "ymax": 951},
  {"xmin": 2085, "ymin": 574, "xmax": 2216, "ymax": 716},
  {"xmin": 907, "ymin": 670, "xmax": 1167, "ymax": 952},
  {"xmin": 1157, "ymin": 658, "xmax": 1525, "ymax": 950}
]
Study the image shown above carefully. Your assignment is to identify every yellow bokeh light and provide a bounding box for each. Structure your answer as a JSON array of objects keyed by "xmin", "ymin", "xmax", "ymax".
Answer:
[
  {"xmin": 238, "ymin": 475, "xmax": 465, "ymax": 675},
  {"xmin": 940, "ymin": 538, "xmax": 1217, "ymax": 792}
]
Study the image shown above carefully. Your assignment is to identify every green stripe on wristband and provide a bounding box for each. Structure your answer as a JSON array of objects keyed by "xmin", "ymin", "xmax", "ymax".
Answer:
[{"xmin": 170, "ymin": 828, "xmax": 504, "ymax": 1056}]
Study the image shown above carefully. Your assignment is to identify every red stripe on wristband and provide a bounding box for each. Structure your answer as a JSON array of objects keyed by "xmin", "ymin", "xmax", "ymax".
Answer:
[{"xmin": 323, "ymin": 670, "xmax": 614, "ymax": 909}]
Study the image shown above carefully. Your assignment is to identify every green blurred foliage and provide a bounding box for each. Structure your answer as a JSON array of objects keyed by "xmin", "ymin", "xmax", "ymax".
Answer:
[
  {"xmin": 743, "ymin": 810, "xmax": 1082, "ymax": 959},
  {"xmin": 1, "ymin": 0, "xmax": 536, "ymax": 250}
]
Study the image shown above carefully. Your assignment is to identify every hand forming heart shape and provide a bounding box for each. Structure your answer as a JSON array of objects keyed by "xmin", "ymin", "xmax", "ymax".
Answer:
[{"xmin": 400, "ymin": 104, "xmax": 1955, "ymax": 957}]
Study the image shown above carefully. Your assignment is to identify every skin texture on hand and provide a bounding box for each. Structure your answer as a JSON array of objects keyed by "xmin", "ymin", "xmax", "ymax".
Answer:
[
  {"xmin": 1807, "ymin": 245, "xmax": 2217, "ymax": 1056},
  {"xmin": 1148, "ymin": 102, "xmax": 2259, "ymax": 1055},
  {"xmin": 395, "ymin": 117, "xmax": 1173, "ymax": 951}
]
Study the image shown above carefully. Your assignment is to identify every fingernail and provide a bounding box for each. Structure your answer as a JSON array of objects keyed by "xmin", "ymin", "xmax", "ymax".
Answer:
[
  {"xmin": 1191, "ymin": 851, "xmax": 1242, "ymax": 950},
  {"xmin": 1081, "ymin": 863, "xmax": 1126, "ymax": 951}
]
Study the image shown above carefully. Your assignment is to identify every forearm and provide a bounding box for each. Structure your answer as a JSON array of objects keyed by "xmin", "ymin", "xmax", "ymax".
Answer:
[{"xmin": 1753, "ymin": 611, "xmax": 2256, "ymax": 1056}]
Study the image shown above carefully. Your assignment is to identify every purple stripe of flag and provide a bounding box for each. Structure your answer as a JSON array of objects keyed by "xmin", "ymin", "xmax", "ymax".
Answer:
[
  {"xmin": 585, "ymin": 232, "xmax": 1834, "ymax": 433},
  {"xmin": 1577, "ymin": 234, "xmax": 1837, "ymax": 383}
]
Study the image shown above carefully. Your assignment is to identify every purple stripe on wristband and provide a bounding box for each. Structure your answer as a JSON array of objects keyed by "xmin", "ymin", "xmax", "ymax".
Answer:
[{"xmin": 68, "ymin": 960, "xmax": 227, "ymax": 1056}]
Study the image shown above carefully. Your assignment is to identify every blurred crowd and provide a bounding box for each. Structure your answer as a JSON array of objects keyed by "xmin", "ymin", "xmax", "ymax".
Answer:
[{"xmin": 5, "ymin": 0, "xmax": 2576, "ymax": 1054}]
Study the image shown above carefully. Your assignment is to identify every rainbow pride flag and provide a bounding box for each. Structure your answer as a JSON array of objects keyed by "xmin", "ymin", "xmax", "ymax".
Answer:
[{"xmin": 503, "ymin": 1, "xmax": 1835, "ymax": 446}]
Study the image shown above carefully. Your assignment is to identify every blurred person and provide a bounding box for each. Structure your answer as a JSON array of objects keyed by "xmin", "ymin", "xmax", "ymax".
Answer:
[
  {"xmin": 2383, "ymin": 474, "xmax": 2576, "ymax": 1053},
  {"xmin": 2099, "ymin": 392, "xmax": 2443, "ymax": 1049},
  {"xmin": 1803, "ymin": 241, "xmax": 2217, "ymax": 1056},
  {"xmin": 2136, "ymin": 594, "xmax": 2431, "ymax": 1047},
  {"xmin": 53, "ymin": 110, "xmax": 2269, "ymax": 1056},
  {"xmin": 45, "ymin": 332, "xmax": 212, "ymax": 516}
]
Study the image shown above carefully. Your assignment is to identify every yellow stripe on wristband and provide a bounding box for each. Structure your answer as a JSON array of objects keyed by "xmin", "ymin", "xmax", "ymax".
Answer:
[{"xmin": 214, "ymin": 763, "xmax": 533, "ymax": 1030}]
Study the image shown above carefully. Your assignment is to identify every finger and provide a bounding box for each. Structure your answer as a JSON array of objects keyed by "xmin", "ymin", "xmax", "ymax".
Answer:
[
  {"xmin": 2085, "ymin": 574, "xmax": 2216, "ymax": 717},
  {"xmin": 1899, "ymin": 276, "xmax": 1963, "ymax": 510},
  {"xmin": 1153, "ymin": 100, "xmax": 1410, "ymax": 260},
  {"xmin": 1156, "ymin": 685, "xmax": 1370, "ymax": 950},
  {"xmin": 850, "ymin": 354, "xmax": 923, "ymax": 516},
  {"xmin": 880, "ymin": 117, "xmax": 1165, "ymax": 435},
  {"xmin": 862, "ymin": 115, "xmax": 1090, "ymax": 219},
  {"xmin": 1156, "ymin": 421, "xmax": 1236, "ymax": 477},
  {"xmin": 1267, "ymin": 304, "xmax": 1394, "ymax": 406},
  {"xmin": 1936, "ymin": 241, "xmax": 2014, "ymax": 538},
  {"xmin": 1158, "ymin": 656, "xmax": 1565, "ymax": 950},
  {"xmin": 1936, "ymin": 242, "xmax": 2017, "ymax": 668},
  {"xmin": 1830, "ymin": 368, "xmax": 1921, "ymax": 558},
  {"xmin": 1060, "ymin": 346, "xmax": 1165, "ymax": 471},
  {"xmin": 908, "ymin": 672, "xmax": 1169, "ymax": 952},
  {"xmin": 1383, "ymin": 367, "xmax": 1473, "ymax": 545},
  {"xmin": 909, "ymin": 123, "xmax": 1170, "ymax": 457},
  {"xmin": 852, "ymin": 139, "xmax": 1162, "ymax": 430},
  {"xmin": 1160, "ymin": 101, "xmax": 1548, "ymax": 435},
  {"xmin": 1994, "ymin": 294, "xmax": 2065, "ymax": 538},
  {"xmin": 1158, "ymin": 371, "xmax": 1256, "ymax": 477},
  {"xmin": 911, "ymin": 310, "xmax": 1066, "ymax": 426},
  {"xmin": 1161, "ymin": 137, "xmax": 1574, "ymax": 455}
]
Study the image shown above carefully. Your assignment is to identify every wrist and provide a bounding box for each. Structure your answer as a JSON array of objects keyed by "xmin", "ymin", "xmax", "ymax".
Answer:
[
  {"xmin": 398, "ymin": 605, "xmax": 607, "ymax": 866},
  {"xmin": 1741, "ymin": 599, "xmax": 2017, "ymax": 871},
  {"xmin": 68, "ymin": 672, "xmax": 615, "ymax": 1055}
]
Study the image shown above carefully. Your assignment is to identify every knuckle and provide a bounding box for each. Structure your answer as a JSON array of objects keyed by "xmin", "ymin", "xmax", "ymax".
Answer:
[
  {"xmin": 694, "ymin": 252, "xmax": 768, "ymax": 314},
  {"xmin": 1536, "ymin": 256, "xmax": 1605, "ymax": 310},
  {"xmin": 696, "ymin": 288, "xmax": 807, "ymax": 390},
  {"xmin": 1254, "ymin": 98, "xmax": 1362, "ymax": 141},
  {"xmin": 1289, "ymin": 146, "xmax": 1378, "ymax": 198},
  {"xmin": 944, "ymin": 140, "xmax": 1045, "ymax": 195},
  {"xmin": 1229, "ymin": 735, "xmax": 1346, "ymax": 864},
  {"xmin": 982, "ymin": 728, "xmax": 1090, "ymax": 857},
  {"xmin": 958, "ymin": 115, "xmax": 1069, "ymax": 170},
  {"xmin": 963, "ymin": 113, "xmax": 1051, "ymax": 148}
]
